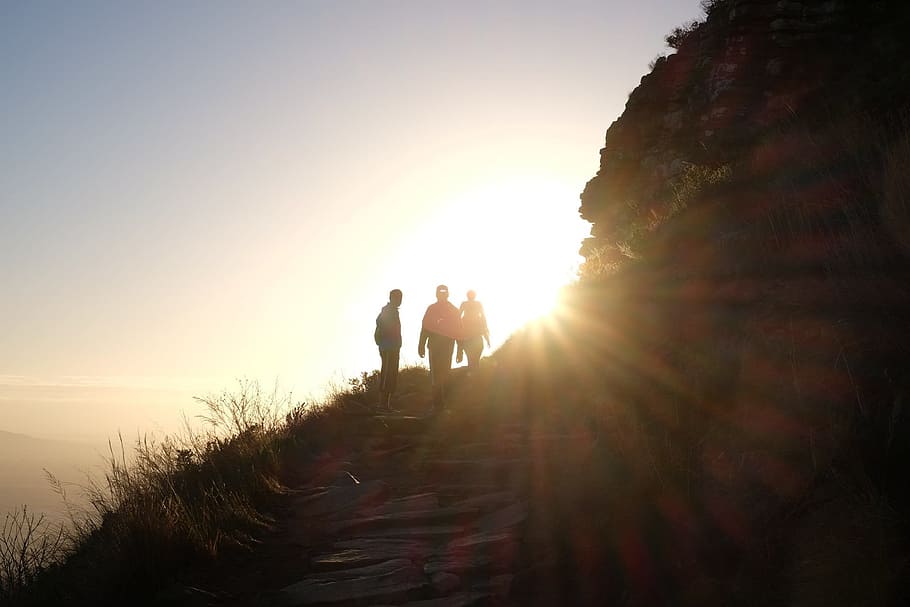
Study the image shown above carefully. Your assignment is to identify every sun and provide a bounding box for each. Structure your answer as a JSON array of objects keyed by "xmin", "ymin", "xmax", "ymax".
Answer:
[{"xmin": 385, "ymin": 175, "xmax": 590, "ymax": 351}]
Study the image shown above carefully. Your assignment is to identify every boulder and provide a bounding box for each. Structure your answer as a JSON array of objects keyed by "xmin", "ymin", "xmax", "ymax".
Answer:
[{"xmin": 474, "ymin": 501, "xmax": 528, "ymax": 533}]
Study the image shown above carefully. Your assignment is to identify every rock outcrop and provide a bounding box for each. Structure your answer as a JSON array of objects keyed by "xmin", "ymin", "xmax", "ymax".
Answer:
[{"xmin": 579, "ymin": 0, "xmax": 910, "ymax": 264}]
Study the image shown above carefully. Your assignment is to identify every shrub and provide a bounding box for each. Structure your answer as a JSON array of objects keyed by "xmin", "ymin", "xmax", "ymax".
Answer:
[
  {"xmin": 0, "ymin": 508, "xmax": 67, "ymax": 602},
  {"xmin": 0, "ymin": 379, "xmax": 309, "ymax": 604},
  {"xmin": 700, "ymin": 0, "xmax": 729, "ymax": 16},
  {"xmin": 348, "ymin": 370, "xmax": 380, "ymax": 396},
  {"xmin": 670, "ymin": 162, "xmax": 732, "ymax": 213},
  {"xmin": 649, "ymin": 53, "xmax": 667, "ymax": 70},
  {"xmin": 665, "ymin": 19, "xmax": 702, "ymax": 50}
]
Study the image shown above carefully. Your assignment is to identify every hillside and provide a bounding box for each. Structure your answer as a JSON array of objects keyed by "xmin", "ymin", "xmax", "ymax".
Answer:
[{"xmin": 5, "ymin": 0, "xmax": 910, "ymax": 605}]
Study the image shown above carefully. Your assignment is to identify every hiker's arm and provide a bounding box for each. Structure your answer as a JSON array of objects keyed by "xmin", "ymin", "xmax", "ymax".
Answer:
[{"xmin": 418, "ymin": 328, "xmax": 428, "ymax": 358}]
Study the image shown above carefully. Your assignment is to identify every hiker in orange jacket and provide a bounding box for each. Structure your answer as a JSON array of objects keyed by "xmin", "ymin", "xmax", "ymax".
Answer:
[{"xmin": 418, "ymin": 284, "xmax": 461, "ymax": 408}]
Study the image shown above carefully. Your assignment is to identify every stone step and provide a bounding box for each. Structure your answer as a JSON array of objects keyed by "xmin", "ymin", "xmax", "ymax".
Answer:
[
  {"xmin": 301, "ymin": 558, "xmax": 414, "ymax": 582},
  {"xmin": 446, "ymin": 530, "xmax": 515, "ymax": 552},
  {"xmin": 424, "ymin": 531, "xmax": 520, "ymax": 576},
  {"xmin": 291, "ymin": 480, "xmax": 389, "ymax": 519},
  {"xmin": 326, "ymin": 505, "xmax": 481, "ymax": 535},
  {"xmin": 473, "ymin": 501, "xmax": 527, "ymax": 534},
  {"xmin": 364, "ymin": 442, "xmax": 418, "ymax": 458},
  {"xmin": 278, "ymin": 560, "xmax": 426, "ymax": 606},
  {"xmin": 312, "ymin": 539, "xmax": 434, "ymax": 571},
  {"xmin": 446, "ymin": 492, "xmax": 516, "ymax": 513},
  {"xmin": 332, "ymin": 538, "xmax": 434, "ymax": 552},
  {"xmin": 358, "ymin": 524, "xmax": 465, "ymax": 540},
  {"xmin": 360, "ymin": 493, "xmax": 439, "ymax": 517},
  {"xmin": 423, "ymin": 552, "xmax": 496, "ymax": 576}
]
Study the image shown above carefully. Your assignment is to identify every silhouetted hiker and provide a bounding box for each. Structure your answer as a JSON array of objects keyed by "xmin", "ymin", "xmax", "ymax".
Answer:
[
  {"xmin": 456, "ymin": 289, "xmax": 490, "ymax": 370},
  {"xmin": 375, "ymin": 288, "xmax": 402, "ymax": 409},
  {"xmin": 418, "ymin": 284, "xmax": 461, "ymax": 409}
]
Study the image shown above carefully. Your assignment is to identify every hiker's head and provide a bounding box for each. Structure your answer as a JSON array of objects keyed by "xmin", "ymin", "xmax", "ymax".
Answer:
[
  {"xmin": 466, "ymin": 289, "xmax": 476, "ymax": 301},
  {"xmin": 389, "ymin": 289, "xmax": 402, "ymax": 306},
  {"xmin": 436, "ymin": 284, "xmax": 449, "ymax": 302}
]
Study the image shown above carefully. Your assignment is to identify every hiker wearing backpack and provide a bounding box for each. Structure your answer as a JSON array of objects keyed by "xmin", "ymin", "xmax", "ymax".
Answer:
[
  {"xmin": 456, "ymin": 289, "xmax": 490, "ymax": 370},
  {"xmin": 375, "ymin": 288, "xmax": 403, "ymax": 410},
  {"xmin": 418, "ymin": 284, "xmax": 461, "ymax": 409}
]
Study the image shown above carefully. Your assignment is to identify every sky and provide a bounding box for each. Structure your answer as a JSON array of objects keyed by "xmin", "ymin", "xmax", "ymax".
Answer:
[{"xmin": 1, "ymin": 0, "xmax": 703, "ymax": 441}]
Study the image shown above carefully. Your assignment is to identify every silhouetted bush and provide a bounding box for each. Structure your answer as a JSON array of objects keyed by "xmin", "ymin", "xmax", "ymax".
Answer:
[
  {"xmin": 0, "ymin": 508, "xmax": 67, "ymax": 602},
  {"xmin": 700, "ymin": 0, "xmax": 729, "ymax": 16},
  {"xmin": 665, "ymin": 19, "xmax": 702, "ymax": 50}
]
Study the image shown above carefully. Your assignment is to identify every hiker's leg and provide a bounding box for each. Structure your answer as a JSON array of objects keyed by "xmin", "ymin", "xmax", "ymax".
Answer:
[
  {"xmin": 437, "ymin": 338, "xmax": 455, "ymax": 401},
  {"xmin": 429, "ymin": 341, "xmax": 448, "ymax": 405},
  {"xmin": 428, "ymin": 347, "xmax": 441, "ymax": 407},
  {"xmin": 378, "ymin": 350, "xmax": 390, "ymax": 405},
  {"xmin": 465, "ymin": 337, "xmax": 482, "ymax": 368},
  {"xmin": 386, "ymin": 349, "xmax": 399, "ymax": 395},
  {"xmin": 386, "ymin": 350, "xmax": 399, "ymax": 408}
]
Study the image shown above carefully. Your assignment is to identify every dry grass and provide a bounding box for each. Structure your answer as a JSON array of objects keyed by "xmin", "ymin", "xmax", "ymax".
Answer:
[
  {"xmin": 0, "ymin": 370, "xmax": 429, "ymax": 605},
  {"xmin": 0, "ymin": 508, "xmax": 67, "ymax": 601}
]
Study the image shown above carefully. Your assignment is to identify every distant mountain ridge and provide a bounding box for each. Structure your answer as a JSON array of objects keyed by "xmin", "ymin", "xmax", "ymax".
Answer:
[
  {"xmin": 0, "ymin": 429, "xmax": 32, "ymax": 441},
  {"xmin": 0, "ymin": 428, "xmax": 102, "ymax": 519},
  {"xmin": 1, "ymin": 429, "xmax": 55, "ymax": 443}
]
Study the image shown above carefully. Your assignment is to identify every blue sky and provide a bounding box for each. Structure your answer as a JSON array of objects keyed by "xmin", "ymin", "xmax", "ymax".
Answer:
[{"xmin": 1, "ymin": 1, "xmax": 702, "ymax": 439}]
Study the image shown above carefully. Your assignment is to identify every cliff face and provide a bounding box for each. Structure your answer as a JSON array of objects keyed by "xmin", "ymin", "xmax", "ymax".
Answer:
[
  {"xmin": 579, "ymin": 0, "xmax": 910, "ymax": 265},
  {"xmin": 561, "ymin": 2, "xmax": 910, "ymax": 603}
]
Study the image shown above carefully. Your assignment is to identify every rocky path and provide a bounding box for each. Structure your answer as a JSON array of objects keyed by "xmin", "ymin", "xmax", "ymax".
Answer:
[
  {"xmin": 188, "ymin": 380, "xmax": 591, "ymax": 607},
  {"xmin": 268, "ymin": 411, "xmax": 532, "ymax": 607}
]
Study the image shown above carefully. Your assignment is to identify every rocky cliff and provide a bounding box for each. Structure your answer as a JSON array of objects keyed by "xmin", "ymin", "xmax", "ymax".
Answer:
[
  {"xmin": 580, "ymin": 0, "xmax": 910, "ymax": 266},
  {"xmin": 559, "ymin": 1, "xmax": 910, "ymax": 603}
]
